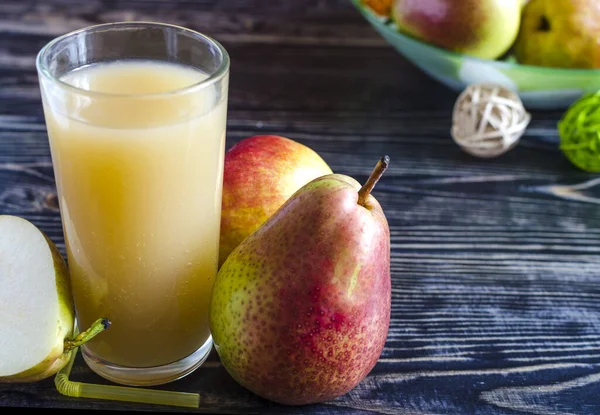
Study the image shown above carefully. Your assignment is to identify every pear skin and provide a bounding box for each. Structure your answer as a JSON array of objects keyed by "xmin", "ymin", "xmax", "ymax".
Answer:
[
  {"xmin": 219, "ymin": 135, "xmax": 333, "ymax": 267},
  {"xmin": 514, "ymin": 0, "xmax": 600, "ymax": 68},
  {"xmin": 392, "ymin": 0, "xmax": 522, "ymax": 60},
  {"xmin": 4, "ymin": 353, "xmax": 72, "ymax": 384},
  {"xmin": 210, "ymin": 159, "xmax": 391, "ymax": 405}
]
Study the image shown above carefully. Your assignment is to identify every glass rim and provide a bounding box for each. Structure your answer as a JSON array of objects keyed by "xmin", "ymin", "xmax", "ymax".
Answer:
[{"xmin": 35, "ymin": 21, "xmax": 230, "ymax": 99}]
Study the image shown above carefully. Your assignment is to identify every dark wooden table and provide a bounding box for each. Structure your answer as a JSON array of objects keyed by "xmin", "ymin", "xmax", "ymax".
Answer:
[{"xmin": 2, "ymin": 1, "xmax": 600, "ymax": 414}]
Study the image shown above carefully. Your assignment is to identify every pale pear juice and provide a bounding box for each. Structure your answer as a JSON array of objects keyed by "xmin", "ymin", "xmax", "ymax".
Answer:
[{"xmin": 42, "ymin": 60, "xmax": 227, "ymax": 367}]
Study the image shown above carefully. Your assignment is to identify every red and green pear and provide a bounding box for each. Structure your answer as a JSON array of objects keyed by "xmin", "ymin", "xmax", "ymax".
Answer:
[
  {"xmin": 219, "ymin": 135, "xmax": 332, "ymax": 267},
  {"xmin": 392, "ymin": 0, "xmax": 522, "ymax": 60},
  {"xmin": 210, "ymin": 157, "xmax": 391, "ymax": 405}
]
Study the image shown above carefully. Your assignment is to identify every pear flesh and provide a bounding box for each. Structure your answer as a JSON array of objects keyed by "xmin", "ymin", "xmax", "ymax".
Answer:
[{"xmin": 0, "ymin": 215, "xmax": 107, "ymax": 382}]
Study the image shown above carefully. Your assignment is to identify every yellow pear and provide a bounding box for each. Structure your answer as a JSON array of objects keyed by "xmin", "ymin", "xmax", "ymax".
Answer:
[
  {"xmin": 0, "ymin": 215, "xmax": 109, "ymax": 383},
  {"xmin": 514, "ymin": 0, "xmax": 600, "ymax": 69}
]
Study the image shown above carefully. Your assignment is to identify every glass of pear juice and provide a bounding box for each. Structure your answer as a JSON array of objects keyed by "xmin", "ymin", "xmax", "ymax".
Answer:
[{"xmin": 35, "ymin": 22, "xmax": 230, "ymax": 387}]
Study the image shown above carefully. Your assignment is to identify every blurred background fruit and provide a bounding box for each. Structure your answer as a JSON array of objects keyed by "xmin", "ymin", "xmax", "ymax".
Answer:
[
  {"xmin": 354, "ymin": 0, "xmax": 600, "ymax": 109},
  {"xmin": 514, "ymin": 0, "xmax": 600, "ymax": 69},
  {"xmin": 362, "ymin": 0, "xmax": 392, "ymax": 17},
  {"xmin": 391, "ymin": 0, "xmax": 522, "ymax": 60}
]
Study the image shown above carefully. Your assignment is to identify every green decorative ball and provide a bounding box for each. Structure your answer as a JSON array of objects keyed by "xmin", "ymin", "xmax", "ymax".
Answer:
[{"xmin": 558, "ymin": 92, "xmax": 600, "ymax": 172}]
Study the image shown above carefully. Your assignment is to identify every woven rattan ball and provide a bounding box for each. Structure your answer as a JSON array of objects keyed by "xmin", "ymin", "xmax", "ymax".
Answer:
[
  {"xmin": 558, "ymin": 91, "xmax": 600, "ymax": 172},
  {"xmin": 451, "ymin": 83, "xmax": 531, "ymax": 158}
]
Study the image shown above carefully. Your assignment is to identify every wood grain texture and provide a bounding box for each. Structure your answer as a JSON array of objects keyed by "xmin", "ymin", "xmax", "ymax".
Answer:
[{"xmin": 1, "ymin": 1, "xmax": 600, "ymax": 414}]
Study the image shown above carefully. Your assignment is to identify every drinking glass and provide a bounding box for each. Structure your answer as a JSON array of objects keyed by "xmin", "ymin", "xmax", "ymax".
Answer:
[{"xmin": 36, "ymin": 22, "xmax": 229, "ymax": 386}]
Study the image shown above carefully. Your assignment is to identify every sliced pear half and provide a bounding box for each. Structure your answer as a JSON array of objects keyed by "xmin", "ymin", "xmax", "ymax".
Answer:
[{"xmin": 0, "ymin": 215, "xmax": 109, "ymax": 383}]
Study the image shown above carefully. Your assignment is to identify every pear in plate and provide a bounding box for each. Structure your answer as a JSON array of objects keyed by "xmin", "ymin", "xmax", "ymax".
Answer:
[{"xmin": 0, "ymin": 215, "xmax": 109, "ymax": 383}]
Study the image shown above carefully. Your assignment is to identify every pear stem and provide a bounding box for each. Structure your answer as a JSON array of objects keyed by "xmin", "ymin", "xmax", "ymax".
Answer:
[
  {"xmin": 64, "ymin": 318, "xmax": 111, "ymax": 352},
  {"xmin": 357, "ymin": 155, "xmax": 390, "ymax": 206}
]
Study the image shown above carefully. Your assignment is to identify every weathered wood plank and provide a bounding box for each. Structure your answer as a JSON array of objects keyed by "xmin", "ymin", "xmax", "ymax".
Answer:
[{"xmin": 2, "ymin": 0, "xmax": 600, "ymax": 414}]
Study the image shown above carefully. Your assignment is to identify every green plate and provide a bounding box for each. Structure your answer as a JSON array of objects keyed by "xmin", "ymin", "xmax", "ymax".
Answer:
[{"xmin": 351, "ymin": 0, "xmax": 600, "ymax": 110}]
